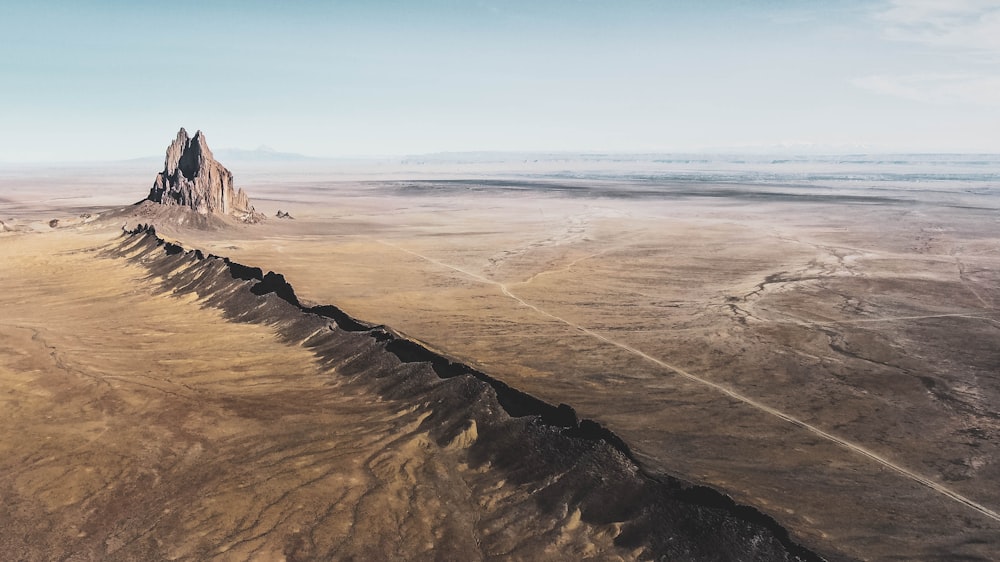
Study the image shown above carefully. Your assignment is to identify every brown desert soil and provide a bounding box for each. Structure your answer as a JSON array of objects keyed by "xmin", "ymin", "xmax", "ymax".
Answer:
[
  {"xmin": 2, "ymin": 165, "xmax": 999, "ymax": 560},
  {"xmin": 1, "ymin": 231, "xmax": 645, "ymax": 561}
]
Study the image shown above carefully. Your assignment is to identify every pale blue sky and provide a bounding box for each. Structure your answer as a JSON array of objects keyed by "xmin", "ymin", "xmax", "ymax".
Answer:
[{"xmin": 2, "ymin": 0, "xmax": 999, "ymax": 161}]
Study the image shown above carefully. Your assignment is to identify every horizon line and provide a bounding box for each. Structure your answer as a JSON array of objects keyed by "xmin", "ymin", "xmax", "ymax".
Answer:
[{"xmin": 5, "ymin": 148, "xmax": 1000, "ymax": 166}]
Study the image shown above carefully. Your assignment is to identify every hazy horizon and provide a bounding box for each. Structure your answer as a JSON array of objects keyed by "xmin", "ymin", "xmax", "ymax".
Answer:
[
  {"xmin": 5, "ymin": 147, "xmax": 1000, "ymax": 167},
  {"xmin": 3, "ymin": 1, "xmax": 1000, "ymax": 161}
]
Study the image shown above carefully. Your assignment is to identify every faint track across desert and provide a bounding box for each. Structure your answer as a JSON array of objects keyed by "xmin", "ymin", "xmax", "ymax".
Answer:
[{"xmin": 376, "ymin": 239, "xmax": 1000, "ymax": 525}]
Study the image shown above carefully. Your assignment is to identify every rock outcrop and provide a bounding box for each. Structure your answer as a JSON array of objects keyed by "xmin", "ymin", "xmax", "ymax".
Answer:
[{"xmin": 147, "ymin": 128, "xmax": 263, "ymax": 222}]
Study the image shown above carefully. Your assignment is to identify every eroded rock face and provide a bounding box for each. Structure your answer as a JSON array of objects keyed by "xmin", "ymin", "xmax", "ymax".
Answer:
[{"xmin": 147, "ymin": 128, "xmax": 262, "ymax": 222}]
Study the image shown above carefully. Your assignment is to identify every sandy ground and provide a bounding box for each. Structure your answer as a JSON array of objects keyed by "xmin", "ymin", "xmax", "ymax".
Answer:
[
  {"xmin": 0, "ymin": 230, "xmax": 638, "ymax": 561},
  {"xmin": 2, "ymin": 161, "xmax": 1000, "ymax": 560}
]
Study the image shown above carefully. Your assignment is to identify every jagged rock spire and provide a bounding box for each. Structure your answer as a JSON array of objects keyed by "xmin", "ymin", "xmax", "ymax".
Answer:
[{"xmin": 148, "ymin": 128, "xmax": 258, "ymax": 220}]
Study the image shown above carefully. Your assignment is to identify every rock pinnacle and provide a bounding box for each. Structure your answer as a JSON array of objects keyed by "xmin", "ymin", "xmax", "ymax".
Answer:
[{"xmin": 147, "ymin": 128, "xmax": 261, "ymax": 222}]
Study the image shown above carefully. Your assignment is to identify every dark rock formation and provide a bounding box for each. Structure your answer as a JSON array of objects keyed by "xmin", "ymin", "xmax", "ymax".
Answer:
[
  {"xmin": 275, "ymin": 210, "xmax": 293, "ymax": 219},
  {"xmin": 147, "ymin": 128, "xmax": 263, "ymax": 223}
]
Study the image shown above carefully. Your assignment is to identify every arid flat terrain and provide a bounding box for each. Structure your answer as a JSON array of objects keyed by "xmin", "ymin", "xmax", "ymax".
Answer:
[
  {"xmin": 2, "ymin": 157, "xmax": 999, "ymax": 560},
  {"xmin": 3, "ymin": 230, "xmax": 660, "ymax": 561}
]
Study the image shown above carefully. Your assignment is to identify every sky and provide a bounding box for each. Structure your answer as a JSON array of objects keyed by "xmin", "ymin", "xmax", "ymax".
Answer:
[{"xmin": 1, "ymin": 0, "xmax": 999, "ymax": 161}]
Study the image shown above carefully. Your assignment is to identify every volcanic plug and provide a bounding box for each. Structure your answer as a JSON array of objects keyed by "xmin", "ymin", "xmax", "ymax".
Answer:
[{"xmin": 147, "ymin": 128, "xmax": 262, "ymax": 222}]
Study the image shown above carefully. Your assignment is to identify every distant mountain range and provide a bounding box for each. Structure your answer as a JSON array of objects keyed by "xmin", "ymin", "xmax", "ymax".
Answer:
[
  {"xmin": 121, "ymin": 146, "xmax": 318, "ymax": 165},
  {"xmin": 7, "ymin": 149, "xmax": 996, "ymax": 168},
  {"xmin": 213, "ymin": 146, "xmax": 318, "ymax": 162}
]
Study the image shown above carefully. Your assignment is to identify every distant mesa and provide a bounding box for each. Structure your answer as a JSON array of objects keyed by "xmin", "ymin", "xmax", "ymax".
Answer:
[{"xmin": 147, "ymin": 128, "xmax": 264, "ymax": 223}]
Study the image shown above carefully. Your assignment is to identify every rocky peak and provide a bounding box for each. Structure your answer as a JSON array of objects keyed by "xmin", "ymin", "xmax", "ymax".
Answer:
[{"xmin": 148, "ymin": 128, "xmax": 262, "ymax": 222}]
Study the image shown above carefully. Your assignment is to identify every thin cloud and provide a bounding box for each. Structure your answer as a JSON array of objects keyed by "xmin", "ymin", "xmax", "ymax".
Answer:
[
  {"xmin": 855, "ymin": 2, "xmax": 1000, "ymax": 105},
  {"xmin": 875, "ymin": 0, "xmax": 1000, "ymax": 54},
  {"xmin": 853, "ymin": 72, "xmax": 1000, "ymax": 106}
]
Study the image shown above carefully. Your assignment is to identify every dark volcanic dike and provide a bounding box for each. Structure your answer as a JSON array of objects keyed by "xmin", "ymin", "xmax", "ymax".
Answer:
[{"xmin": 107, "ymin": 225, "xmax": 826, "ymax": 562}]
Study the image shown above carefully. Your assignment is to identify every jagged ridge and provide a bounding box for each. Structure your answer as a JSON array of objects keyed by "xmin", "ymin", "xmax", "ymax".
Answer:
[{"xmin": 107, "ymin": 224, "xmax": 828, "ymax": 562}]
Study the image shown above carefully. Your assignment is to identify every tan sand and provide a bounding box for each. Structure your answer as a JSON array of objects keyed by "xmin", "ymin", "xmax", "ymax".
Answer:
[
  {"xmin": 0, "ymin": 230, "xmax": 631, "ymax": 561},
  {"xmin": 164, "ymin": 181, "xmax": 1000, "ymax": 560},
  {"xmin": 2, "ymin": 162, "xmax": 999, "ymax": 559}
]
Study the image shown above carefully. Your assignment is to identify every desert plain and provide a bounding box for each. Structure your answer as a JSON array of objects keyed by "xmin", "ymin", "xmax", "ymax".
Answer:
[{"xmin": 1, "ymin": 155, "xmax": 999, "ymax": 560}]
